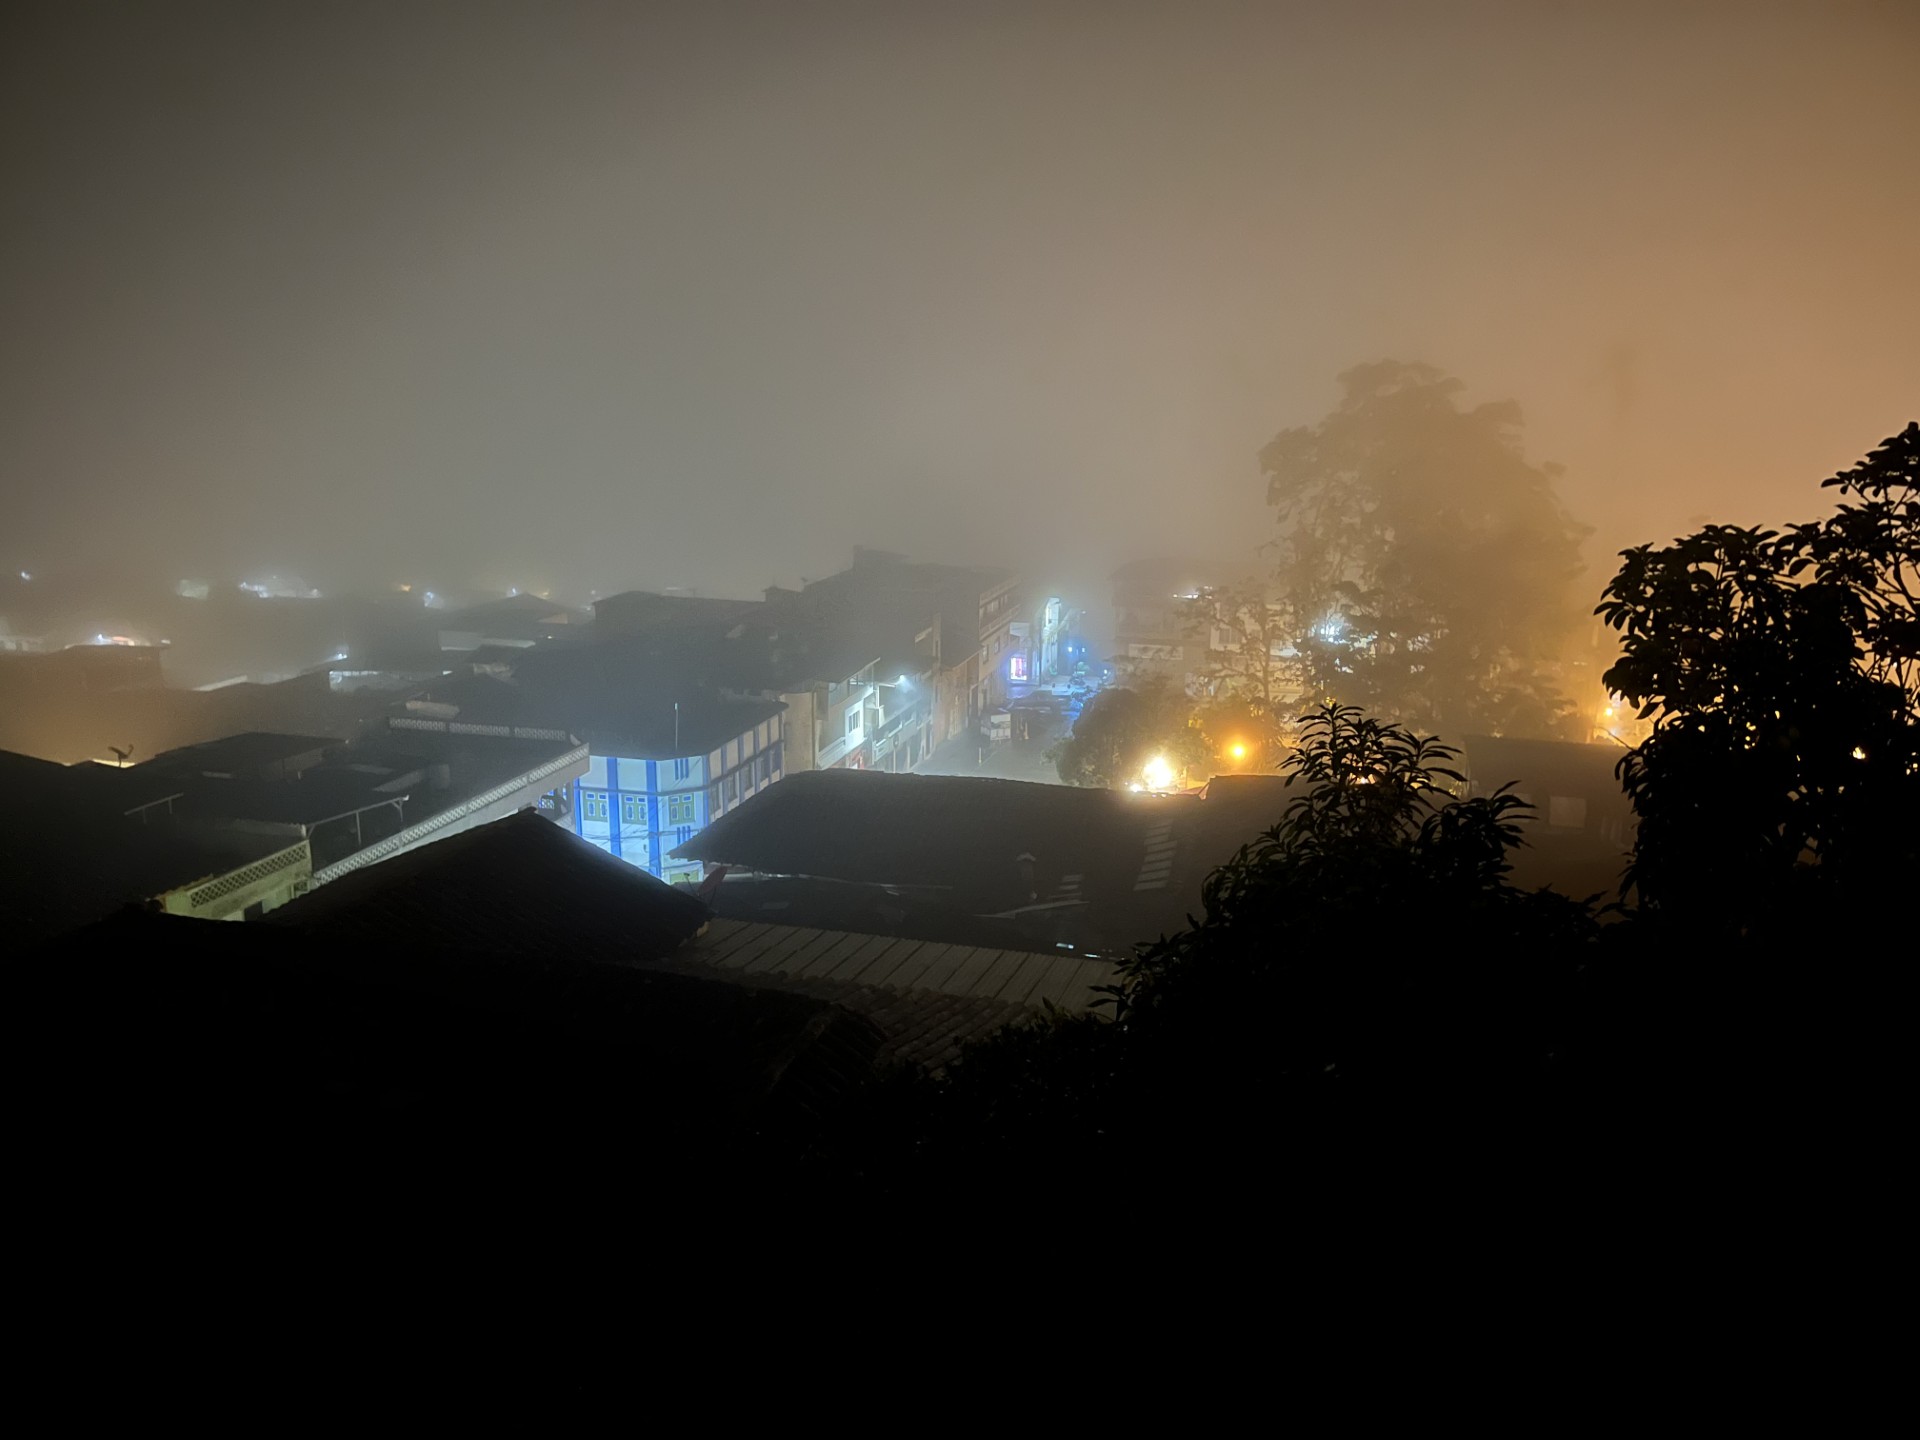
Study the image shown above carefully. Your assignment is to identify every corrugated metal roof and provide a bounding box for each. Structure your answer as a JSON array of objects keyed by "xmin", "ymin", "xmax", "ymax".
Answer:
[{"xmin": 678, "ymin": 917, "xmax": 1116, "ymax": 1012}]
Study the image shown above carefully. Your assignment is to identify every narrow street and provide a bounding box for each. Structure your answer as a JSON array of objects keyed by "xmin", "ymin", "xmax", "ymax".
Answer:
[{"xmin": 916, "ymin": 686, "xmax": 1083, "ymax": 784}]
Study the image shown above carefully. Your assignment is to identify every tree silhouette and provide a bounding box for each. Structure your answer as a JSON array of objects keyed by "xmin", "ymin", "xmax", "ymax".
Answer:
[
  {"xmin": 883, "ymin": 703, "xmax": 1597, "ymax": 1195},
  {"xmin": 1597, "ymin": 423, "xmax": 1920, "ymax": 934},
  {"xmin": 1179, "ymin": 580, "xmax": 1301, "ymax": 719},
  {"xmin": 1048, "ymin": 678, "xmax": 1206, "ymax": 788},
  {"xmin": 1261, "ymin": 362, "xmax": 1590, "ymax": 737}
]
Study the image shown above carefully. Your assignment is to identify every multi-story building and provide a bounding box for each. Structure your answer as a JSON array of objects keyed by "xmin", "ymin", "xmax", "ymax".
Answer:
[
  {"xmin": 1109, "ymin": 558, "xmax": 1221, "ymax": 685},
  {"xmin": 568, "ymin": 697, "xmax": 786, "ymax": 884},
  {"xmin": 410, "ymin": 645, "xmax": 784, "ymax": 884},
  {"xmin": 786, "ymin": 550, "xmax": 1023, "ymax": 744}
]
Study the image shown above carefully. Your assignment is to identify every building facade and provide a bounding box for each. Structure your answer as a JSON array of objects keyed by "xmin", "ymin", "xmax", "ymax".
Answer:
[{"xmin": 570, "ymin": 707, "xmax": 785, "ymax": 884}]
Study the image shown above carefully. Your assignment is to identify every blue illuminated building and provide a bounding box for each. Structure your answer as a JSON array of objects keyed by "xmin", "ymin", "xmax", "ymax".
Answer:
[
  {"xmin": 569, "ymin": 701, "xmax": 785, "ymax": 883},
  {"xmin": 414, "ymin": 655, "xmax": 787, "ymax": 885}
]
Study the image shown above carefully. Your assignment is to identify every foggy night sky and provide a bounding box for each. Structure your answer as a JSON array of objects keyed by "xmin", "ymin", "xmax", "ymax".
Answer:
[{"xmin": 4, "ymin": 0, "xmax": 1916, "ymax": 606}]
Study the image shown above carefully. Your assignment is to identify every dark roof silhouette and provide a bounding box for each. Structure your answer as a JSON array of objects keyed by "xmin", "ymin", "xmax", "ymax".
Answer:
[
  {"xmin": 423, "ymin": 659, "xmax": 782, "ymax": 758},
  {"xmin": 677, "ymin": 767, "xmax": 1315, "ymax": 954},
  {"xmin": 1, "ymin": 748, "xmax": 299, "ymax": 944},
  {"xmin": 0, "ymin": 747, "xmax": 185, "ymax": 814},
  {"xmin": 675, "ymin": 769, "xmax": 1150, "ymax": 887},
  {"xmin": 26, "ymin": 906, "xmax": 884, "ymax": 1173},
  {"xmin": 149, "ymin": 731, "xmax": 343, "ymax": 778},
  {"xmin": 266, "ymin": 808, "xmax": 711, "ymax": 959}
]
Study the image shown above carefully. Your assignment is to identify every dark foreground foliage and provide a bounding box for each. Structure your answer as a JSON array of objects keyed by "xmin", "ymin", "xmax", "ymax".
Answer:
[{"xmin": 820, "ymin": 705, "xmax": 1610, "ymax": 1203}]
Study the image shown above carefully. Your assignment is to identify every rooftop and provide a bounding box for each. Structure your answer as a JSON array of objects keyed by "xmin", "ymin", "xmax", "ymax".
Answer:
[
  {"xmin": 0, "ymin": 759, "xmax": 300, "ymax": 945},
  {"xmin": 0, "ymin": 749, "xmax": 188, "ymax": 817},
  {"xmin": 677, "ymin": 767, "xmax": 1324, "ymax": 953},
  {"xmin": 28, "ymin": 906, "xmax": 886, "ymax": 1169},
  {"xmin": 421, "ymin": 658, "xmax": 784, "ymax": 759},
  {"xmin": 264, "ymin": 808, "xmax": 1082, "ymax": 1074},
  {"xmin": 676, "ymin": 769, "xmax": 1157, "ymax": 889},
  {"xmin": 266, "ymin": 808, "xmax": 711, "ymax": 960},
  {"xmin": 148, "ymin": 730, "xmax": 344, "ymax": 779}
]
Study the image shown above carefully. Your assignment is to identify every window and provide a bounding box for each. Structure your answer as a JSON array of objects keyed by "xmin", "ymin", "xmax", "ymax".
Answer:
[
  {"xmin": 676, "ymin": 825, "xmax": 692, "ymax": 846},
  {"xmin": 583, "ymin": 790, "xmax": 609, "ymax": 821},
  {"xmin": 742, "ymin": 729, "xmax": 755, "ymax": 758},
  {"xmin": 667, "ymin": 793, "xmax": 695, "ymax": 825},
  {"xmin": 845, "ymin": 709, "xmax": 862, "ymax": 739},
  {"xmin": 621, "ymin": 794, "xmax": 643, "ymax": 825},
  {"xmin": 769, "ymin": 714, "xmax": 780, "ymax": 742},
  {"xmin": 725, "ymin": 740, "xmax": 738, "ymax": 769},
  {"xmin": 754, "ymin": 754, "xmax": 769, "ymax": 785},
  {"xmin": 1548, "ymin": 796, "xmax": 1588, "ymax": 829},
  {"xmin": 724, "ymin": 773, "xmax": 739, "ymax": 805},
  {"xmin": 673, "ymin": 756, "xmax": 691, "ymax": 781},
  {"xmin": 708, "ymin": 783, "xmax": 720, "ymax": 813}
]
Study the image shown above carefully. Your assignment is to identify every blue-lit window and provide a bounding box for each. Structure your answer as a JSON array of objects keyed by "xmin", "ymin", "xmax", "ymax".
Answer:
[
  {"xmin": 583, "ymin": 790, "xmax": 609, "ymax": 821},
  {"xmin": 673, "ymin": 757, "xmax": 690, "ymax": 780},
  {"xmin": 676, "ymin": 825, "xmax": 692, "ymax": 846},
  {"xmin": 621, "ymin": 794, "xmax": 644, "ymax": 825},
  {"xmin": 667, "ymin": 793, "xmax": 695, "ymax": 825}
]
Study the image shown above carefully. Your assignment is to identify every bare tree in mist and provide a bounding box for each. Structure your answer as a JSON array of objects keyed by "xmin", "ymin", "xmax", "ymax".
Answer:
[
  {"xmin": 1260, "ymin": 362, "xmax": 1591, "ymax": 738},
  {"xmin": 1181, "ymin": 580, "xmax": 1297, "ymax": 717}
]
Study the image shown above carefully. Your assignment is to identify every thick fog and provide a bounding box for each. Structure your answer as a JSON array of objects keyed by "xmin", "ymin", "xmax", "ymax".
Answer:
[{"xmin": 4, "ymin": 0, "xmax": 1916, "ymax": 606}]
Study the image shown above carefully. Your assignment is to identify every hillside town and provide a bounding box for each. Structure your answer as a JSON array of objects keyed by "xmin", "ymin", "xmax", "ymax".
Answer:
[{"xmin": 6, "ymin": 2, "xmax": 1915, "ymax": 1394}]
